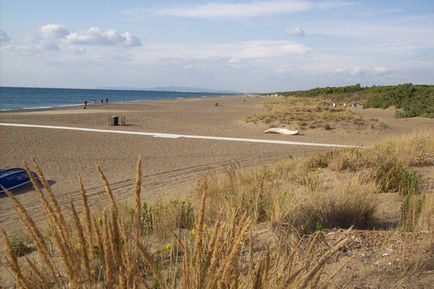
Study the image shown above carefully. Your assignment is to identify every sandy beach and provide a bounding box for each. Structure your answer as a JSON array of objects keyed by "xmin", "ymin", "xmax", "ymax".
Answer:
[{"xmin": 1, "ymin": 96, "xmax": 433, "ymax": 233}]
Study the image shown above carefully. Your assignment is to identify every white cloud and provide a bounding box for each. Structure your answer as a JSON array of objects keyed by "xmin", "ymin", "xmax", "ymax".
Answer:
[
  {"xmin": 41, "ymin": 41, "xmax": 60, "ymax": 51},
  {"xmin": 131, "ymin": 41, "xmax": 308, "ymax": 63},
  {"xmin": 237, "ymin": 41, "xmax": 307, "ymax": 59},
  {"xmin": 374, "ymin": 66, "xmax": 389, "ymax": 74},
  {"xmin": 332, "ymin": 66, "xmax": 391, "ymax": 76},
  {"xmin": 65, "ymin": 27, "xmax": 141, "ymax": 47},
  {"xmin": 154, "ymin": 1, "xmax": 312, "ymax": 18},
  {"xmin": 350, "ymin": 66, "xmax": 368, "ymax": 76},
  {"xmin": 287, "ymin": 27, "xmax": 305, "ymax": 37},
  {"xmin": 308, "ymin": 20, "xmax": 434, "ymax": 45},
  {"xmin": 2, "ymin": 25, "xmax": 141, "ymax": 55},
  {"xmin": 381, "ymin": 43, "xmax": 425, "ymax": 51},
  {"xmin": 316, "ymin": 1, "xmax": 353, "ymax": 10},
  {"xmin": 39, "ymin": 24, "xmax": 70, "ymax": 39},
  {"xmin": 72, "ymin": 47, "xmax": 86, "ymax": 55},
  {"xmin": 34, "ymin": 24, "xmax": 141, "ymax": 48},
  {"xmin": 0, "ymin": 30, "xmax": 11, "ymax": 43}
]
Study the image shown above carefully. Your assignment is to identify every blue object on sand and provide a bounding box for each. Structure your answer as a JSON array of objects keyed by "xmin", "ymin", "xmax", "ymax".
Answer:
[{"xmin": 0, "ymin": 168, "xmax": 38, "ymax": 194}]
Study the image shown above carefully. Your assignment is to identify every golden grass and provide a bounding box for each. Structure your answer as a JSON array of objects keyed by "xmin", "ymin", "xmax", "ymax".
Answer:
[
  {"xmin": 195, "ymin": 161, "xmax": 377, "ymax": 235},
  {"xmin": 3, "ymin": 159, "xmax": 354, "ymax": 288},
  {"xmin": 2, "ymin": 133, "xmax": 433, "ymax": 288},
  {"xmin": 246, "ymin": 96, "xmax": 361, "ymax": 129},
  {"xmin": 373, "ymin": 132, "xmax": 434, "ymax": 167},
  {"xmin": 195, "ymin": 133, "xmax": 433, "ymax": 234}
]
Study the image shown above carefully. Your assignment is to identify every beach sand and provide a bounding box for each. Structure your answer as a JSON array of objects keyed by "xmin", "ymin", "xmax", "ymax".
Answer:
[{"xmin": 1, "ymin": 96, "xmax": 433, "ymax": 233}]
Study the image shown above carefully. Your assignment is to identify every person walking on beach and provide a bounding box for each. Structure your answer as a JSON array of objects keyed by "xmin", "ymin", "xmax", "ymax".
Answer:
[
  {"xmin": 101, "ymin": 99, "xmax": 104, "ymax": 104},
  {"xmin": 84, "ymin": 100, "xmax": 88, "ymax": 109},
  {"xmin": 106, "ymin": 98, "xmax": 109, "ymax": 104}
]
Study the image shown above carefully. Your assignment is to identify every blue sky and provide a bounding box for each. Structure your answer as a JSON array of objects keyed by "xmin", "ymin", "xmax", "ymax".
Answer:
[{"xmin": 1, "ymin": 0, "xmax": 433, "ymax": 92}]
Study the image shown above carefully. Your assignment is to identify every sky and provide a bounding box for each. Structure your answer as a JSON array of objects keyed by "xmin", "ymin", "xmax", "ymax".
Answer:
[{"xmin": 0, "ymin": 0, "xmax": 433, "ymax": 92}]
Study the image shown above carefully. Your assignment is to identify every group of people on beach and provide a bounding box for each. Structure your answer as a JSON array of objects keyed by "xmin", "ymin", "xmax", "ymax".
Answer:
[{"xmin": 84, "ymin": 98, "xmax": 109, "ymax": 109}]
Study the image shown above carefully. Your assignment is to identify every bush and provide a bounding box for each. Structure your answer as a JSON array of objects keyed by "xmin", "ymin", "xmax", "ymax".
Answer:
[
  {"xmin": 364, "ymin": 83, "xmax": 434, "ymax": 118},
  {"xmin": 371, "ymin": 158, "xmax": 421, "ymax": 194}
]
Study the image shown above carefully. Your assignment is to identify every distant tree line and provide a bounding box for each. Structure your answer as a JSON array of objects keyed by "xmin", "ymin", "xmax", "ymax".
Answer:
[
  {"xmin": 282, "ymin": 83, "xmax": 363, "ymax": 97},
  {"xmin": 276, "ymin": 83, "xmax": 434, "ymax": 118}
]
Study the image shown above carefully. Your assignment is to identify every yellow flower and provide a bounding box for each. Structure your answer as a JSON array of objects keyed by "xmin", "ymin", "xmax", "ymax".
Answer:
[
  {"xmin": 191, "ymin": 228, "xmax": 197, "ymax": 237},
  {"xmin": 75, "ymin": 242, "xmax": 82, "ymax": 250},
  {"xmin": 162, "ymin": 243, "xmax": 172, "ymax": 251}
]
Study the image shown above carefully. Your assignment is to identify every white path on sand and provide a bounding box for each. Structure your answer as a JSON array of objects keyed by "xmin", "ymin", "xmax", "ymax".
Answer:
[{"xmin": 0, "ymin": 122, "xmax": 360, "ymax": 148}]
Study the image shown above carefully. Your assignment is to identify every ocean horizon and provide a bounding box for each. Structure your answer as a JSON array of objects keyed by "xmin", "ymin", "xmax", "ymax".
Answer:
[{"xmin": 0, "ymin": 86, "xmax": 231, "ymax": 111}]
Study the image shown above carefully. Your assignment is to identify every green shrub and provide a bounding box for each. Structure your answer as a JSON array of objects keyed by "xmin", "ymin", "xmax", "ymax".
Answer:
[
  {"xmin": 371, "ymin": 158, "xmax": 421, "ymax": 194},
  {"xmin": 401, "ymin": 192, "xmax": 426, "ymax": 232},
  {"xmin": 11, "ymin": 236, "xmax": 34, "ymax": 257},
  {"xmin": 141, "ymin": 202, "xmax": 154, "ymax": 234},
  {"xmin": 126, "ymin": 200, "xmax": 195, "ymax": 238},
  {"xmin": 150, "ymin": 200, "xmax": 195, "ymax": 238},
  {"xmin": 364, "ymin": 83, "xmax": 434, "ymax": 118}
]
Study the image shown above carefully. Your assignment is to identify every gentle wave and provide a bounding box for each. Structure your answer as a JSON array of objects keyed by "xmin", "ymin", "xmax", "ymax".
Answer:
[{"xmin": 0, "ymin": 87, "xmax": 231, "ymax": 111}]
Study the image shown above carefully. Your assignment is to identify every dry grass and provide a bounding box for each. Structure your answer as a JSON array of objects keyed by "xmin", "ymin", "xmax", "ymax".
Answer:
[
  {"xmin": 195, "ymin": 133, "xmax": 433, "ymax": 234},
  {"xmin": 126, "ymin": 198, "xmax": 195, "ymax": 239},
  {"xmin": 194, "ymin": 161, "xmax": 293, "ymax": 223},
  {"xmin": 305, "ymin": 133, "xmax": 434, "ymax": 195},
  {"xmin": 274, "ymin": 176, "xmax": 377, "ymax": 235},
  {"xmin": 195, "ymin": 161, "xmax": 378, "ymax": 234},
  {"xmin": 246, "ymin": 96, "xmax": 362, "ymax": 129},
  {"xmin": 373, "ymin": 132, "xmax": 434, "ymax": 167},
  {"xmin": 2, "ymin": 159, "xmax": 353, "ymax": 288},
  {"xmin": 2, "ymin": 133, "xmax": 433, "ymax": 288}
]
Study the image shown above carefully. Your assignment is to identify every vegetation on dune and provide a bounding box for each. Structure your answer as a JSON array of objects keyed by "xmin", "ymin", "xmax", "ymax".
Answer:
[
  {"xmin": 2, "ymin": 159, "xmax": 354, "ymax": 289},
  {"xmin": 195, "ymin": 133, "xmax": 433, "ymax": 233},
  {"xmin": 248, "ymin": 83, "xmax": 433, "ymax": 129},
  {"xmin": 246, "ymin": 96, "xmax": 366, "ymax": 130},
  {"xmin": 277, "ymin": 83, "xmax": 434, "ymax": 118},
  {"xmin": 2, "ymin": 133, "xmax": 433, "ymax": 288}
]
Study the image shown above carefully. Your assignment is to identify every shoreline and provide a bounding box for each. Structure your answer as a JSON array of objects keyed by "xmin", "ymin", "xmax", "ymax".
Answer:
[
  {"xmin": 0, "ymin": 93, "xmax": 242, "ymax": 113},
  {"xmin": 0, "ymin": 87, "xmax": 239, "ymax": 113}
]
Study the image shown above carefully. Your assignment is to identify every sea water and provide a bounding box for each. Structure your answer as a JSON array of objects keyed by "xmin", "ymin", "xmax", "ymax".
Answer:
[{"xmin": 0, "ymin": 87, "xmax": 226, "ymax": 111}]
